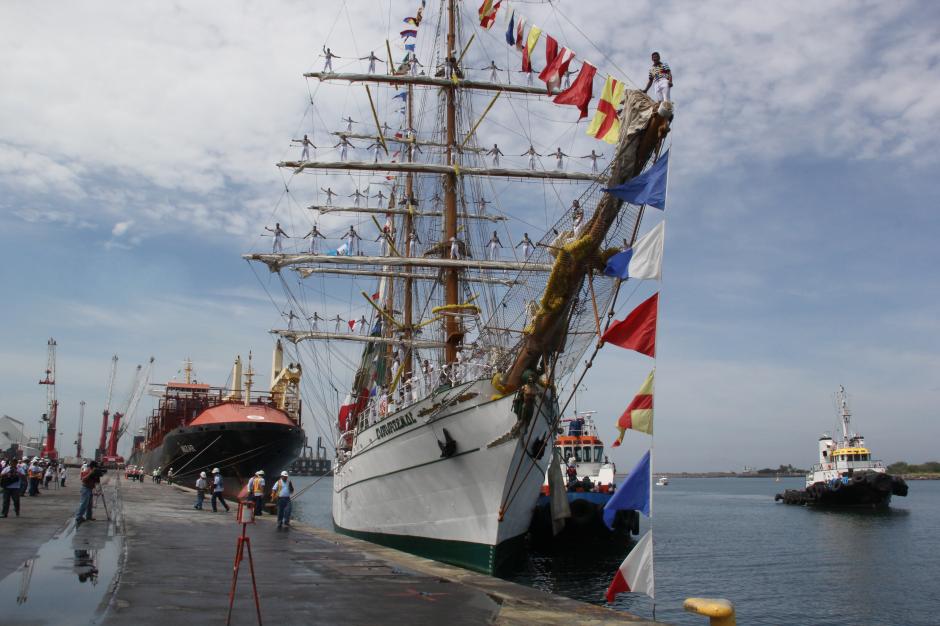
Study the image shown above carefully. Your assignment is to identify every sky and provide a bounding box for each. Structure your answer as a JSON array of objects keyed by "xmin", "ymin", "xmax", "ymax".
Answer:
[{"xmin": 1, "ymin": 0, "xmax": 938, "ymax": 471}]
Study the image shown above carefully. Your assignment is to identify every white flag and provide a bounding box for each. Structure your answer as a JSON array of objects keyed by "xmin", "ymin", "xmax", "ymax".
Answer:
[{"xmin": 606, "ymin": 530, "xmax": 654, "ymax": 601}]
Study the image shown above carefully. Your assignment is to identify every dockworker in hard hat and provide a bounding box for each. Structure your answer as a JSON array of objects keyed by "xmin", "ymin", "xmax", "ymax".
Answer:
[
  {"xmin": 194, "ymin": 471, "xmax": 208, "ymax": 510},
  {"xmin": 272, "ymin": 470, "xmax": 296, "ymax": 528},
  {"xmin": 248, "ymin": 470, "xmax": 266, "ymax": 516},
  {"xmin": 210, "ymin": 467, "xmax": 230, "ymax": 513}
]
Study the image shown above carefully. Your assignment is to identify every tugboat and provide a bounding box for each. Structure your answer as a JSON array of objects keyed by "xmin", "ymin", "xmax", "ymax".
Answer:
[
  {"xmin": 776, "ymin": 386, "xmax": 908, "ymax": 508},
  {"xmin": 530, "ymin": 412, "xmax": 640, "ymax": 540}
]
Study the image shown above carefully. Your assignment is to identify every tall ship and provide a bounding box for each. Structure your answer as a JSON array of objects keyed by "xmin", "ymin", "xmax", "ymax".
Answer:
[
  {"xmin": 776, "ymin": 386, "xmax": 908, "ymax": 508},
  {"xmin": 244, "ymin": 0, "xmax": 673, "ymax": 573},
  {"xmin": 134, "ymin": 342, "xmax": 305, "ymax": 497}
]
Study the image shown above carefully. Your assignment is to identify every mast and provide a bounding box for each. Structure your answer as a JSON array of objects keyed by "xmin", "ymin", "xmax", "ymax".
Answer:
[
  {"xmin": 403, "ymin": 81, "xmax": 415, "ymax": 379},
  {"xmin": 443, "ymin": 0, "xmax": 460, "ymax": 363}
]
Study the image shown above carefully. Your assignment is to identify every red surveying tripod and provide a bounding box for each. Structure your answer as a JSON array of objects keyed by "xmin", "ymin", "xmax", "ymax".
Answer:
[{"xmin": 226, "ymin": 501, "xmax": 262, "ymax": 625}]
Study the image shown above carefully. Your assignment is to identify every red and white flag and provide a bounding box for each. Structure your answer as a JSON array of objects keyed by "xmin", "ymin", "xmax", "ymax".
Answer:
[
  {"xmin": 606, "ymin": 530, "xmax": 655, "ymax": 602},
  {"xmin": 538, "ymin": 44, "xmax": 575, "ymax": 94}
]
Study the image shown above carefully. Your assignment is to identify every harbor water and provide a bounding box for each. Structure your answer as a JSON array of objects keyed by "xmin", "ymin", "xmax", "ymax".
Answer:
[{"xmin": 291, "ymin": 475, "xmax": 940, "ymax": 625}]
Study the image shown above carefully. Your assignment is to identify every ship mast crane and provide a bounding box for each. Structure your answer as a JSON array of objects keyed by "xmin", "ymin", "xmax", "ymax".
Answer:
[
  {"xmin": 38, "ymin": 338, "xmax": 58, "ymax": 460},
  {"xmin": 97, "ymin": 355, "xmax": 118, "ymax": 461},
  {"xmin": 75, "ymin": 400, "xmax": 85, "ymax": 458}
]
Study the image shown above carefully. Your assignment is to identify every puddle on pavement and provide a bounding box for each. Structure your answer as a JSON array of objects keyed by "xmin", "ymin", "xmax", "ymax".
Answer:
[{"xmin": 0, "ymin": 518, "xmax": 123, "ymax": 624}]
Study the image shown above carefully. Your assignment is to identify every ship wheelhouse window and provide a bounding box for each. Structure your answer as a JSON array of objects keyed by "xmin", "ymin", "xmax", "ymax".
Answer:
[
  {"xmin": 594, "ymin": 446, "xmax": 603, "ymax": 463},
  {"xmin": 563, "ymin": 446, "xmax": 573, "ymax": 460},
  {"xmin": 582, "ymin": 446, "xmax": 592, "ymax": 462},
  {"xmin": 574, "ymin": 448, "xmax": 583, "ymax": 462}
]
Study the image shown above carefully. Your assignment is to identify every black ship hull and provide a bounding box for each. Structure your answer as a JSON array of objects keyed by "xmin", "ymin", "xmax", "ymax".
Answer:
[
  {"xmin": 139, "ymin": 421, "xmax": 305, "ymax": 498},
  {"xmin": 776, "ymin": 471, "xmax": 909, "ymax": 509}
]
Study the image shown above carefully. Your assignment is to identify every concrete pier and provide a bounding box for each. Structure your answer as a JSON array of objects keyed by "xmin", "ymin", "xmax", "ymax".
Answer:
[{"xmin": 0, "ymin": 477, "xmax": 662, "ymax": 625}]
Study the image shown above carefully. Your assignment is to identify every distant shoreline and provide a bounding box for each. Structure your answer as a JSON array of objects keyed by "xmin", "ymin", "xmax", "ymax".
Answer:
[{"xmin": 659, "ymin": 472, "xmax": 940, "ymax": 480}]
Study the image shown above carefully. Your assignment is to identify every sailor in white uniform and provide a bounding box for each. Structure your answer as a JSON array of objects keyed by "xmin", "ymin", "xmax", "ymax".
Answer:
[
  {"xmin": 486, "ymin": 230, "xmax": 503, "ymax": 260},
  {"xmin": 264, "ymin": 223, "xmax": 289, "ymax": 253},
  {"xmin": 516, "ymin": 233, "xmax": 534, "ymax": 258},
  {"xmin": 322, "ymin": 47, "xmax": 340, "ymax": 72},
  {"xmin": 521, "ymin": 145, "xmax": 540, "ymax": 170},
  {"xmin": 343, "ymin": 226, "xmax": 362, "ymax": 256},
  {"xmin": 360, "ymin": 51, "xmax": 384, "ymax": 74}
]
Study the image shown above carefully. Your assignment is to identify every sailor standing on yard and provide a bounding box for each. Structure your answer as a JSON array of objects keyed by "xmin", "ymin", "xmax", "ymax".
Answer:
[
  {"xmin": 334, "ymin": 135, "xmax": 355, "ymax": 161},
  {"xmin": 349, "ymin": 188, "xmax": 367, "ymax": 207},
  {"xmin": 264, "ymin": 223, "xmax": 289, "ymax": 253},
  {"xmin": 581, "ymin": 149, "xmax": 605, "ymax": 174},
  {"xmin": 481, "ymin": 60, "xmax": 501, "ymax": 82},
  {"xmin": 321, "ymin": 187, "xmax": 338, "ymax": 205},
  {"xmin": 247, "ymin": 470, "xmax": 265, "ymax": 516},
  {"xmin": 210, "ymin": 468, "xmax": 230, "ymax": 512},
  {"xmin": 486, "ymin": 143, "xmax": 504, "ymax": 167},
  {"xmin": 406, "ymin": 229, "xmax": 421, "ymax": 256},
  {"xmin": 449, "ymin": 235, "xmax": 461, "ymax": 260},
  {"xmin": 487, "ymin": 230, "xmax": 504, "ymax": 260},
  {"xmin": 272, "ymin": 471, "xmax": 295, "ymax": 528},
  {"xmin": 308, "ymin": 312, "xmax": 323, "ymax": 331},
  {"xmin": 343, "ymin": 225, "xmax": 362, "ymax": 256},
  {"xmin": 304, "ymin": 223, "xmax": 326, "ymax": 253},
  {"xmin": 521, "ymin": 145, "xmax": 541, "ymax": 170},
  {"xmin": 331, "ymin": 314, "xmax": 345, "ymax": 333},
  {"xmin": 292, "ymin": 134, "xmax": 316, "ymax": 161},
  {"xmin": 322, "ymin": 47, "xmax": 340, "ymax": 72},
  {"xmin": 551, "ymin": 147, "xmax": 569, "ymax": 171},
  {"xmin": 643, "ymin": 51, "xmax": 673, "ymax": 102},
  {"xmin": 516, "ymin": 233, "xmax": 534, "ymax": 258},
  {"xmin": 360, "ymin": 51, "xmax": 384, "ymax": 74}
]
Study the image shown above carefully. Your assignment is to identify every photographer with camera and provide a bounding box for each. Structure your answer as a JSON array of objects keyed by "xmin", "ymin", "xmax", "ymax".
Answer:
[{"xmin": 74, "ymin": 461, "xmax": 106, "ymax": 527}]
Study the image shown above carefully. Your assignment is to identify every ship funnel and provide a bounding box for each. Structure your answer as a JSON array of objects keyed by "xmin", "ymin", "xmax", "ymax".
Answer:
[
  {"xmin": 271, "ymin": 339, "xmax": 284, "ymax": 388},
  {"xmin": 231, "ymin": 356, "xmax": 243, "ymax": 401}
]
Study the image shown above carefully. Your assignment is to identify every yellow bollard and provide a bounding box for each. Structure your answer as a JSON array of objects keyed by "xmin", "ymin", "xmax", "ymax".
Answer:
[{"xmin": 683, "ymin": 597, "xmax": 736, "ymax": 626}]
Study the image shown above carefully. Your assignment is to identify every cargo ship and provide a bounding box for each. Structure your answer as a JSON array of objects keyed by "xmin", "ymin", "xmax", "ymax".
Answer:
[{"xmin": 134, "ymin": 341, "xmax": 305, "ymax": 497}]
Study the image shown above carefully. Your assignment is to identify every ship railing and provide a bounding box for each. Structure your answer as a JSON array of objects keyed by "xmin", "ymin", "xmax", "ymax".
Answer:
[{"xmin": 811, "ymin": 460, "xmax": 885, "ymax": 473}]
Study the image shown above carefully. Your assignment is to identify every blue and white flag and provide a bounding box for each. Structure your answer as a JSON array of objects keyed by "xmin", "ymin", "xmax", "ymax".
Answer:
[
  {"xmin": 405, "ymin": 43, "xmax": 416, "ymax": 52},
  {"xmin": 603, "ymin": 222, "xmax": 664, "ymax": 281},
  {"xmin": 393, "ymin": 91, "xmax": 408, "ymax": 101},
  {"xmin": 603, "ymin": 150, "xmax": 669, "ymax": 210},
  {"xmin": 603, "ymin": 450, "xmax": 650, "ymax": 529}
]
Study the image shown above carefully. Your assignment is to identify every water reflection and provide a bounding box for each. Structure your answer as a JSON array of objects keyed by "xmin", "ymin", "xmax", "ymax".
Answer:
[{"xmin": 0, "ymin": 519, "xmax": 121, "ymax": 623}]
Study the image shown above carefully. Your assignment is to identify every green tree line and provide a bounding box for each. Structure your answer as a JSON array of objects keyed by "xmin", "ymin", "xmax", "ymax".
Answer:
[{"xmin": 887, "ymin": 461, "xmax": 940, "ymax": 474}]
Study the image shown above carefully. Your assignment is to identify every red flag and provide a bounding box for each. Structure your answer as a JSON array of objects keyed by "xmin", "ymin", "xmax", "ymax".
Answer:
[
  {"xmin": 371, "ymin": 291, "xmax": 380, "ymax": 300},
  {"xmin": 601, "ymin": 292, "xmax": 658, "ymax": 357},
  {"xmin": 348, "ymin": 319, "xmax": 356, "ymax": 331},
  {"xmin": 552, "ymin": 62, "xmax": 597, "ymax": 120},
  {"xmin": 544, "ymin": 35, "xmax": 558, "ymax": 67},
  {"xmin": 538, "ymin": 46, "xmax": 574, "ymax": 94}
]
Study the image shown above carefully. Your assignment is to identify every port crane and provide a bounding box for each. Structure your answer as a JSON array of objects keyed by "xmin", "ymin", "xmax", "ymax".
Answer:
[
  {"xmin": 38, "ymin": 338, "xmax": 59, "ymax": 460},
  {"xmin": 102, "ymin": 357, "xmax": 154, "ymax": 466},
  {"xmin": 97, "ymin": 355, "xmax": 119, "ymax": 461}
]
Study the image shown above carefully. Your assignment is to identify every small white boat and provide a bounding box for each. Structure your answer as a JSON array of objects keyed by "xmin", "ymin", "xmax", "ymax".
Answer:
[{"xmin": 655, "ymin": 475, "xmax": 669, "ymax": 486}]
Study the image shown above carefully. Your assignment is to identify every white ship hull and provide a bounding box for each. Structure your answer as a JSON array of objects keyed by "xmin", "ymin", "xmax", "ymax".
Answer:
[{"xmin": 332, "ymin": 378, "xmax": 555, "ymax": 574}]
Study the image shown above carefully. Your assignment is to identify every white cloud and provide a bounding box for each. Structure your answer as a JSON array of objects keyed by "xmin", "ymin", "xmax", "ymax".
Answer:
[{"xmin": 111, "ymin": 220, "xmax": 133, "ymax": 237}]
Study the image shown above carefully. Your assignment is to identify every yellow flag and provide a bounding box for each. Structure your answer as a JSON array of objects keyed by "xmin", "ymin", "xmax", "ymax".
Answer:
[{"xmin": 586, "ymin": 76, "xmax": 626, "ymax": 144}]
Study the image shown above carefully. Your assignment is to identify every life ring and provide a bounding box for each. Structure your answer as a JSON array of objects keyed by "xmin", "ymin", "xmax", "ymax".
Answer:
[{"xmin": 830, "ymin": 479, "xmax": 842, "ymax": 492}]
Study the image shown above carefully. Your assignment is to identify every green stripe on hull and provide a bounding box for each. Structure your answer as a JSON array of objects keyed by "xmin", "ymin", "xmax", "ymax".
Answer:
[{"xmin": 333, "ymin": 522, "xmax": 527, "ymax": 575}]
